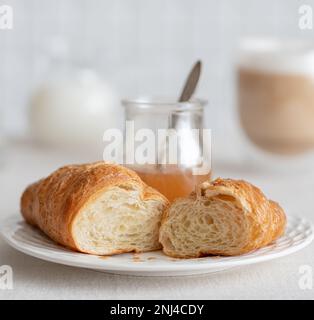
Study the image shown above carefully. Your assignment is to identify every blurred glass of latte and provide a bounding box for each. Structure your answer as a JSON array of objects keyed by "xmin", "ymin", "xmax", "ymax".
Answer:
[{"xmin": 238, "ymin": 39, "xmax": 314, "ymax": 155}]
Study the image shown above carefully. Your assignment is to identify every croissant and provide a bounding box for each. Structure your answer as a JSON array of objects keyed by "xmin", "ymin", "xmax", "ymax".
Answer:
[
  {"xmin": 21, "ymin": 162, "xmax": 169, "ymax": 255},
  {"xmin": 159, "ymin": 178, "xmax": 286, "ymax": 258}
]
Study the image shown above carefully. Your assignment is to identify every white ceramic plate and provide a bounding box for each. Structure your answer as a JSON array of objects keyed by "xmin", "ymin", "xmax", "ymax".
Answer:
[{"xmin": 1, "ymin": 215, "xmax": 313, "ymax": 276}]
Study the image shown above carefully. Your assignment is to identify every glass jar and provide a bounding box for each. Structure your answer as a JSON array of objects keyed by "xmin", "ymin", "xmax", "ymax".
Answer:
[{"xmin": 122, "ymin": 97, "xmax": 211, "ymax": 202}]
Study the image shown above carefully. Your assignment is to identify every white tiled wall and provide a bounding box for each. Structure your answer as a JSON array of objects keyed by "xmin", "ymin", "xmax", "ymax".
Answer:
[{"xmin": 1, "ymin": 0, "xmax": 314, "ymax": 137}]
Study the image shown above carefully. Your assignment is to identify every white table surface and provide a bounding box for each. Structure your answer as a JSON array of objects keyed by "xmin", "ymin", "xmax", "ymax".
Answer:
[{"xmin": 0, "ymin": 139, "xmax": 314, "ymax": 300}]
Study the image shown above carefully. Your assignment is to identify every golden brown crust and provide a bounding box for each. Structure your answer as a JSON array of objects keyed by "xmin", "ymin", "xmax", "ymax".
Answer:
[
  {"xmin": 160, "ymin": 178, "xmax": 287, "ymax": 257},
  {"xmin": 20, "ymin": 161, "xmax": 168, "ymax": 253},
  {"xmin": 200, "ymin": 178, "xmax": 286, "ymax": 254}
]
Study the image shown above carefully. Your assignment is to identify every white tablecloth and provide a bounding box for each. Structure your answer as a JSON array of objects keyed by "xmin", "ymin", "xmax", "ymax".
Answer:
[{"xmin": 0, "ymin": 140, "xmax": 313, "ymax": 299}]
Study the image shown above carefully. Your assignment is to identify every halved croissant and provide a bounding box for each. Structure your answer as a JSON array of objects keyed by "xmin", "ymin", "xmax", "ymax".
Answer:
[
  {"xmin": 21, "ymin": 162, "xmax": 169, "ymax": 255},
  {"xmin": 159, "ymin": 178, "xmax": 286, "ymax": 258}
]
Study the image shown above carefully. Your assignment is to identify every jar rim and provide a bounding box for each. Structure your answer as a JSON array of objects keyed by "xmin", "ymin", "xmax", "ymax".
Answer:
[{"xmin": 121, "ymin": 96, "xmax": 207, "ymax": 111}]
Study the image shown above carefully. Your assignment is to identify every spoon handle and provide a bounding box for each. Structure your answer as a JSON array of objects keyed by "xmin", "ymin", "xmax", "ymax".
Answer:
[{"xmin": 178, "ymin": 60, "xmax": 202, "ymax": 102}]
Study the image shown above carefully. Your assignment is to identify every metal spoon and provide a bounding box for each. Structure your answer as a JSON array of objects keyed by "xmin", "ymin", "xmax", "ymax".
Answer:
[
  {"xmin": 178, "ymin": 60, "xmax": 202, "ymax": 102},
  {"xmin": 158, "ymin": 61, "xmax": 203, "ymax": 166}
]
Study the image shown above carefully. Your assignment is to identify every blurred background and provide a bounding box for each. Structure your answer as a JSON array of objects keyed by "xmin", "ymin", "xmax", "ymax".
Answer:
[
  {"xmin": 0, "ymin": 0, "xmax": 311, "ymax": 138},
  {"xmin": 1, "ymin": 0, "xmax": 314, "ymax": 206}
]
